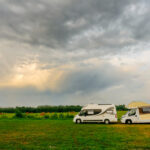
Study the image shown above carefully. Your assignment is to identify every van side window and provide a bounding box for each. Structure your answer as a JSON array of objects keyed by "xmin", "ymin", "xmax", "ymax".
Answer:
[
  {"xmin": 94, "ymin": 109, "xmax": 102, "ymax": 115},
  {"xmin": 106, "ymin": 108, "xmax": 114, "ymax": 114},
  {"xmin": 106, "ymin": 110, "xmax": 113, "ymax": 114},
  {"xmin": 87, "ymin": 110, "xmax": 94, "ymax": 115},
  {"xmin": 141, "ymin": 107, "xmax": 150, "ymax": 114}
]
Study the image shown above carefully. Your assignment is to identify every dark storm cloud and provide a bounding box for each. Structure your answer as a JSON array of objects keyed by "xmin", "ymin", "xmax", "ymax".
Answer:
[
  {"xmin": 0, "ymin": 0, "xmax": 142, "ymax": 51},
  {"xmin": 59, "ymin": 64, "xmax": 130, "ymax": 94}
]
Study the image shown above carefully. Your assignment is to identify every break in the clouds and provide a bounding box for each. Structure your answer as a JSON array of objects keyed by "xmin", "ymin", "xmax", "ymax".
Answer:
[{"xmin": 0, "ymin": 0, "xmax": 150, "ymax": 106}]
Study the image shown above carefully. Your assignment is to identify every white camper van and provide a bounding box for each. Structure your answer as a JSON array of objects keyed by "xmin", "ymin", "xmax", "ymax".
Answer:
[
  {"xmin": 73, "ymin": 104, "xmax": 117, "ymax": 124},
  {"xmin": 121, "ymin": 102, "xmax": 150, "ymax": 124}
]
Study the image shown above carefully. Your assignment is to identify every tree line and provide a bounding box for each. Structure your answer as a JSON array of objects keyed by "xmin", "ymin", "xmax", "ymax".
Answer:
[{"xmin": 0, "ymin": 105, "xmax": 128, "ymax": 113}]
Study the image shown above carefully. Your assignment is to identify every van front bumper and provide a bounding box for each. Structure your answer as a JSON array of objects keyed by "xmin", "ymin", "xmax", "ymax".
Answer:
[
  {"xmin": 73, "ymin": 115, "xmax": 79, "ymax": 123},
  {"xmin": 73, "ymin": 118, "xmax": 76, "ymax": 123}
]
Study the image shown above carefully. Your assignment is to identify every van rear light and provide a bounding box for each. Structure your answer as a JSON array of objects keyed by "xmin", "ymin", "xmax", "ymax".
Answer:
[{"xmin": 115, "ymin": 114, "xmax": 117, "ymax": 118}]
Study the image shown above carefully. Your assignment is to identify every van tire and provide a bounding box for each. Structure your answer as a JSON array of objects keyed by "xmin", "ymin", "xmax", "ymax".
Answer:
[
  {"xmin": 76, "ymin": 119, "xmax": 81, "ymax": 124},
  {"xmin": 104, "ymin": 119, "xmax": 110, "ymax": 124},
  {"xmin": 126, "ymin": 120, "xmax": 132, "ymax": 124}
]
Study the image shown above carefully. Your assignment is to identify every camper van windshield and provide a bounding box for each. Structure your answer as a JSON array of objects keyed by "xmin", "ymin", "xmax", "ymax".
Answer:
[
  {"xmin": 79, "ymin": 110, "xmax": 86, "ymax": 116},
  {"xmin": 128, "ymin": 109, "xmax": 136, "ymax": 116}
]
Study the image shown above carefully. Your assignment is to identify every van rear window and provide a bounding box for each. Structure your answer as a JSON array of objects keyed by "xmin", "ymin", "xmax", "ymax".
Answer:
[
  {"xmin": 139, "ymin": 107, "xmax": 150, "ymax": 114},
  {"xmin": 94, "ymin": 109, "xmax": 102, "ymax": 114}
]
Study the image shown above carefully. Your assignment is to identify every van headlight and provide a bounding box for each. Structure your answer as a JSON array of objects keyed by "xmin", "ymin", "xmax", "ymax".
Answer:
[{"xmin": 121, "ymin": 115, "xmax": 125, "ymax": 118}]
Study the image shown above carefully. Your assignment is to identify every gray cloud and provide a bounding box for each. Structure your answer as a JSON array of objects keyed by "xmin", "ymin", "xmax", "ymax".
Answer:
[
  {"xmin": 0, "ymin": 0, "xmax": 139, "ymax": 51},
  {"xmin": 59, "ymin": 64, "xmax": 129, "ymax": 94}
]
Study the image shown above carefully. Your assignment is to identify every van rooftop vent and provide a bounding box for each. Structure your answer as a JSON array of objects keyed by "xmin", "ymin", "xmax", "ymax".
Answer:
[{"xmin": 98, "ymin": 104, "xmax": 112, "ymax": 105}]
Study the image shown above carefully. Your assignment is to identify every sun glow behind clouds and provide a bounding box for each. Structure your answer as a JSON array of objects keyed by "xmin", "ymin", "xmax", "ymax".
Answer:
[{"xmin": 12, "ymin": 63, "xmax": 50, "ymax": 90}]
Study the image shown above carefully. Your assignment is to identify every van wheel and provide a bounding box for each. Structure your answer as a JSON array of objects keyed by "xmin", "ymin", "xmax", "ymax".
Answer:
[
  {"xmin": 126, "ymin": 120, "xmax": 132, "ymax": 124},
  {"xmin": 76, "ymin": 119, "xmax": 81, "ymax": 124},
  {"xmin": 104, "ymin": 119, "xmax": 110, "ymax": 124}
]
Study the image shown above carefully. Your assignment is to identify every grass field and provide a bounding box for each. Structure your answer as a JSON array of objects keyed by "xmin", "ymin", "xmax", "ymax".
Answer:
[{"xmin": 0, "ymin": 111, "xmax": 150, "ymax": 150}]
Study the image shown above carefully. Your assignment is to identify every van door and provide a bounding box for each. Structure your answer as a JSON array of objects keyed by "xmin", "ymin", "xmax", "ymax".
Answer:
[
  {"xmin": 82, "ymin": 110, "xmax": 94, "ymax": 122},
  {"xmin": 93, "ymin": 109, "xmax": 103, "ymax": 122}
]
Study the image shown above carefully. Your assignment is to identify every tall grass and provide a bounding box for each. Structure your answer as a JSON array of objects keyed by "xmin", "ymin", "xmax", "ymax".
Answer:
[
  {"xmin": 0, "ymin": 112, "xmax": 77, "ymax": 119},
  {"xmin": 0, "ymin": 111, "xmax": 126, "ymax": 120}
]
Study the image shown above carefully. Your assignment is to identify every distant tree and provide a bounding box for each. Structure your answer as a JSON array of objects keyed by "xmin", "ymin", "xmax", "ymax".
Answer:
[
  {"xmin": 0, "ymin": 105, "xmax": 128, "ymax": 113},
  {"xmin": 116, "ymin": 105, "xmax": 128, "ymax": 111},
  {"xmin": 0, "ymin": 105, "xmax": 82, "ymax": 113}
]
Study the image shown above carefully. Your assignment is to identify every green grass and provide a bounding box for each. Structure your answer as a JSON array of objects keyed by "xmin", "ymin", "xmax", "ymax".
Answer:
[
  {"xmin": 0, "ymin": 119, "xmax": 150, "ymax": 150},
  {"xmin": 117, "ymin": 111, "xmax": 127, "ymax": 121},
  {"xmin": 0, "ymin": 111, "xmax": 150, "ymax": 150}
]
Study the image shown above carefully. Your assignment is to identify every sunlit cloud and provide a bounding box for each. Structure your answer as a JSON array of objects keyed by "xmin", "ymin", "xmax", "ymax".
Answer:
[{"xmin": 0, "ymin": 62, "xmax": 70, "ymax": 91}]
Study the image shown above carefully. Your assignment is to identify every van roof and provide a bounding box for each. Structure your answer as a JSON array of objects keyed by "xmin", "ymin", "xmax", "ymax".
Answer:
[
  {"xmin": 81, "ymin": 104, "xmax": 115, "ymax": 110},
  {"xmin": 126, "ymin": 101, "xmax": 150, "ymax": 109}
]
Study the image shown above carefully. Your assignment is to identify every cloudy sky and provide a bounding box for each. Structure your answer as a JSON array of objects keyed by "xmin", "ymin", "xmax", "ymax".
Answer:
[{"xmin": 0, "ymin": 0, "xmax": 150, "ymax": 106}]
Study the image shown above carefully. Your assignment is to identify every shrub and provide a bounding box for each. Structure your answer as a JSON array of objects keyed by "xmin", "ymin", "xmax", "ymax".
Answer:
[
  {"xmin": 59, "ymin": 113, "xmax": 64, "ymax": 119},
  {"xmin": 44, "ymin": 114, "xmax": 49, "ymax": 119},
  {"xmin": 50, "ymin": 113, "xmax": 58, "ymax": 119},
  {"xmin": 15, "ymin": 110, "xmax": 24, "ymax": 118},
  {"xmin": 26, "ymin": 114, "xmax": 35, "ymax": 119},
  {"xmin": 66, "ymin": 113, "xmax": 74, "ymax": 119}
]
